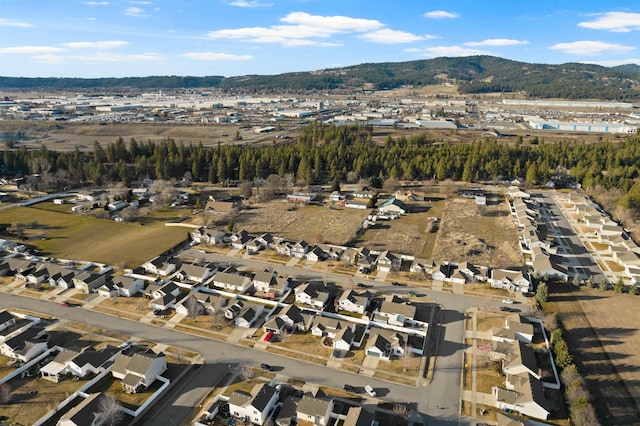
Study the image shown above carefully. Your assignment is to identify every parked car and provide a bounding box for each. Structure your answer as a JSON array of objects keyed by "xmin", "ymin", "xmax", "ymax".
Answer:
[
  {"xmin": 364, "ymin": 385, "xmax": 376, "ymax": 397},
  {"xmin": 60, "ymin": 301, "xmax": 69, "ymax": 307},
  {"xmin": 343, "ymin": 384, "xmax": 358, "ymax": 393},
  {"xmin": 260, "ymin": 363, "xmax": 273, "ymax": 371},
  {"xmin": 264, "ymin": 331, "xmax": 274, "ymax": 342},
  {"xmin": 391, "ymin": 281, "xmax": 404, "ymax": 286},
  {"xmin": 357, "ymin": 283, "xmax": 371, "ymax": 288},
  {"xmin": 502, "ymin": 298, "xmax": 514, "ymax": 304},
  {"xmin": 500, "ymin": 306, "xmax": 519, "ymax": 313}
]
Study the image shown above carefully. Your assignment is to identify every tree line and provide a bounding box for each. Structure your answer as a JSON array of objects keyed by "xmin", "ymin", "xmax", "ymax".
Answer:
[{"xmin": 2, "ymin": 122, "xmax": 640, "ymax": 210}]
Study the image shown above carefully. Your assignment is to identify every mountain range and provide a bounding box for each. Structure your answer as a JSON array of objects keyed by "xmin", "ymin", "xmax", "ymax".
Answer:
[{"xmin": 1, "ymin": 56, "xmax": 639, "ymax": 101}]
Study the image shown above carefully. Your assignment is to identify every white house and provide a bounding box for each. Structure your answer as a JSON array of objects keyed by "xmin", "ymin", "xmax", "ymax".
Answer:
[
  {"xmin": 174, "ymin": 263, "xmax": 215, "ymax": 284},
  {"xmin": 64, "ymin": 346, "xmax": 120, "ymax": 379},
  {"xmin": 112, "ymin": 275, "xmax": 145, "ymax": 297},
  {"xmin": 252, "ymin": 270, "xmax": 290, "ymax": 297},
  {"xmin": 0, "ymin": 310, "xmax": 16, "ymax": 333},
  {"xmin": 0, "ymin": 326, "xmax": 48, "ymax": 362},
  {"xmin": 490, "ymin": 269, "xmax": 531, "ymax": 293},
  {"xmin": 295, "ymin": 282, "xmax": 329, "ymax": 308},
  {"xmin": 111, "ymin": 346, "xmax": 167, "ymax": 393},
  {"xmin": 228, "ymin": 383, "xmax": 280, "ymax": 425},
  {"xmin": 337, "ymin": 289, "xmax": 372, "ymax": 315},
  {"xmin": 493, "ymin": 373, "xmax": 550, "ymax": 420},
  {"xmin": 212, "ymin": 271, "xmax": 254, "ymax": 293},
  {"xmin": 296, "ymin": 395, "xmax": 334, "ymax": 426},
  {"xmin": 374, "ymin": 295, "xmax": 416, "ymax": 327}
]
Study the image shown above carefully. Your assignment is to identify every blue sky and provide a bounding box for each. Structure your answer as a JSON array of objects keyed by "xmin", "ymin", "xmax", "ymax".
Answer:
[{"xmin": 1, "ymin": 0, "xmax": 639, "ymax": 78}]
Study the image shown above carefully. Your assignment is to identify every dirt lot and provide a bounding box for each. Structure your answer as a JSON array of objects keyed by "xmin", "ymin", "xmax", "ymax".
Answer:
[
  {"xmin": 431, "ymin": 197, "xmax": 523, "ymax": 268},
  {"xmin": 232, "ymin": 201, "xmax": 367, "ymax": 246},
  {"xmin": 544, "ymin": 283, "xmax": 640, "ymax": 425}
]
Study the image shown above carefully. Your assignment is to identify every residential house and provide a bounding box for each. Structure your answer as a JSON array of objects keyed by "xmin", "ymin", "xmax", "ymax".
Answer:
[
  {"xmin": 149, "ymin": 281, "xmax": 181, "ymax": 311},
  {"xmin": 204, "ymin": 200, "xmax": 238, "ymax": 216},
  {"xmin": 457, "ymin": 261, "xmax": 487, "ymax": 283},
  {"xmin": 376, "ymin": 250, "xmax": 401, "ymax": 272},
  {"xmin": 0, "ymin": 311, "xmax": 16, "ymax": 333},
  {"xmin": 431, "ymin": 262, "xmax": 455, "ymax": 281},
  {"xmin": 311, "ymin": 317, "xmax": 353, "ymax": 339},
  {"xmin": 337, "ymin": 289, "xmax": 372, "ymax": 314},
  {"xmin": 0, "ymin": 326, "xmax": 48, "ymax": 362},
  {"xmin": 64, "ymin": 346, "xmax": 120, "ymax": 379},
  {"xmin": 530, "ymin": 246, "xmax": 568, "ymax": 282},
  {"xmin": 111, "ymin": 276, "xmax": 145, "ymax": 297},
  {"xmin": 111, "ymin": 346, "xmax": 167, "ymax": 393},
  {"xmin": 209, "ymin": 192, "xmax": 232, "ymax": 202},
  {"xmin": 212, "ymin": 271, "xmax": 254, "ymax": 293},
  {"xmin": 306, "ymin": 246, "xmax": 329, "ymax": 262},
  {"xmin": 287, "ymin": 192, "xmax": 317, "ymax": 204},
  {"xmin": 492, "ymin": 315, "xmax": 535, "ymax": 344},
  {"xmin": 493, "ymin": 373, "xmax": 550, "ymax": 420},
  {"xmin": 410, "ymin": 258, "xmax": 436, "ymax": 276},
  {"xmin": 333, "ymin": 327, "xmax": 355, "ymax": 352},
  {"xmin": 72, "ymin": 271, "xmax": 107, "ymax": 294},
  {"xmin": 374, "ymin": 295, "xmax": 416, "ymax": 327},
  {"xmin": 329, "ymin": 191, "xmax": 345, "ymax": 201},
  {"xmin": 41, "ymin": 346, "xmax": 93, "ymax": 382},
  {"xmin": 263, "ymin": 304, "xmax": 314, "ymax": 334},
  {"xmin": 491, "ymin": 269, "xmax": 531, "ymax": 293},
  {"xmin": 343, "ymin": 406, "xmax": 375, "ymax": 426},
  {"xmin": 296, "ymin": 395, "xmax": 335, "ymax": 426},
  {"xmin": 224, "ymin": 300, "xmax": 264, "ymax": 327},
  {"xmin": 343, "ymin": 198, "xmax": 370, "ymax": 210},
  {"xmin": 190, "ymin": 227, "xmax": 225, "ymax": 245},
  {"xmin": 49, "ymin": 268, "xmax": 76, "ymax": 289},
  {"xmin": 501, "ymin": 341, "xmax": 541, "ymax": 379},
  {"xmin": 295, "ymin": 282, "xmax": 330, "ymax": 308},
  {"xmin": 229, "ymin": 230, "xmax": 252, "ymax": 249},
  {"xmin": 97, "ymin": 281, "xmax": 119, "ymax": 298},
  {"xmin": 291, "ymin": 240, "xmax": 310, "ymax": 258},
  {"xmin": 175, "ymin": 263, "xmax": 215, "ymax": 284},
  {"xmin": 176, "ymin": 292, "xmax": 226, "ymax": 316},
  {"xmin": 377, "ymin": 198, "xmax": 407, "ymax": 215},
  {"xmin": 228, "ymin": 383, "xmax": 280, "ymax": 425},
  {"xmin": 142, "ymin": 256, "xmax": 180, "ymax": 276},
  {"xmin": 365, "ymin": 328, "xmax": 421, "ymax": 360},
  {"xmin": 252, "ymin": 270, "xmax": 289, "ymax": 297}
]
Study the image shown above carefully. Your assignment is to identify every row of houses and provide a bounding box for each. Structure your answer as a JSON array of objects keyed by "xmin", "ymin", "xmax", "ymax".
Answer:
[
  {"xmin": 0, "ymin": 309, "xmax": 167, "ymax": 399},
  {"xmin": 489, "ymin": 314, "xmax": 552, "ymax": 420},
  {"xmin": 566, "ymin": 193, "xmax": 640, "ymax": 283},
  {"xmin": 192, "ymin": 228, "xmax": 534, "ymax": 289},
  {"xmin": 510, "ymin": 195, "xmax": 569, "ymax": 282}
]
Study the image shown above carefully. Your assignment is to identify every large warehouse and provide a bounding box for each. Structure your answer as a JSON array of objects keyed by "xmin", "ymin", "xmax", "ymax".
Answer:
[{"xmin": 528, "ymin": 119, "xmax": 637, "ymax": 134}]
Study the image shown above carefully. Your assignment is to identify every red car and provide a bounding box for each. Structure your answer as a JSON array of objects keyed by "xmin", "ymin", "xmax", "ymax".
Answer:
[
  {"xmin": 60, "ymin": 301, "xmax": 69, "ymax": 307},
  {"xmin": 264, "ymin": 331, "xmax": 274, "ymax": 342}
]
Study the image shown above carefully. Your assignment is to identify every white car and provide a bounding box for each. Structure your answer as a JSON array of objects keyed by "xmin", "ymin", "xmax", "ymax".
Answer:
[
  {"xmin": 364, "ymin": 385, "xmax": 376, "ymax": 397},
  {"xmin": 502, "ymin": 299, "xmax": 514, "ymax": 304}
]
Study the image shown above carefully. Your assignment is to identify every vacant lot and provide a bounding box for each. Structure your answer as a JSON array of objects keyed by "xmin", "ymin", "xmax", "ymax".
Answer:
[
  {"xmin": 0, "ymin": 205, "xmax": 187, "ymax": 268},
  {"xmin": 431, "ymin": 197, "xmax": 522, "ymax": 268},
  {"xmin": 356, "ymin": 199, "xmax": 444, "ymax": 258},
  {"xmin": 232, "ymin": 201, "xmax": 366, "ymax": 246},
  {"xmin": 544, "ymin": 284, "xmax": 640, "ymax": 425}
]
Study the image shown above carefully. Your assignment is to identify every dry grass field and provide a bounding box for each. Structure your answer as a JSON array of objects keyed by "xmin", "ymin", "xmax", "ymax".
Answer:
[
  {"xmin": 232, "ymin": 201, "xmax": 367, "ymax": 246},
  {"xmin": 431, "ymin": 197, "xmax": 523, "ymax": 268},
  {"xmin": 0, "ymin": 205, "xmax": 187, "ymax": 268},
  {"xmin": 544, "ymin": 283, "xmax": 640, "ymax": 425}
]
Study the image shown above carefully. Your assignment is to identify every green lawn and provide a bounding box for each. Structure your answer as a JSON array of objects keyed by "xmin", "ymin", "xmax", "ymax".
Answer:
[{"xmin": 0, "ymin": 206, "xmax": 188, "ymax": 268}]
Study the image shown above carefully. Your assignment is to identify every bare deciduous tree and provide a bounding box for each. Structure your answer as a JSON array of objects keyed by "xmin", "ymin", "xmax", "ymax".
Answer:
[
  {"xmin": 120, "ymin": 206, "xmax": 140, "ymax": 222},
  {"xmin": 392, "ymin": 403, "xmax": 411, "ymax": 425},
  {"xmin": 185, "ymin": 295, "xmax": 203, "ymax": 320},
  {"xmin": 240, "ymin": 364, "xmax": 254, "ymax": 380},
  {"xmin": 97, "ymin": 393, "xmax": 124, "ymax": 426},
  {"xmin": 0, "ymin": 382, "xmax": 13, "ymax": 404}
]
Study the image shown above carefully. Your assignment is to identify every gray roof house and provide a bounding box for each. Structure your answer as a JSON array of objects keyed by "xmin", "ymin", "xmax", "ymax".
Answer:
[
  {"xmin": 228, "ymin": 383, "xmax": 280, "ymax": 425},
  {"xmin": 111, "ymin": 346, "xmax": 167, "ymax": 393}
]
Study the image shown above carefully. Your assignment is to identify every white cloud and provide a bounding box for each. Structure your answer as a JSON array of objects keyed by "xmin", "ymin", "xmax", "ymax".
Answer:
[
  {"xmin": 0, "ymin": 18, "xmax": 34, "ymax": 27},
  {"xmin": 124, "ymin": 7, "xmax": 147, "ymax": 17},
  {"xmin": 405, "ymin": 45, "xmax": 490, "ymax": 57},
  {"xmin": 465, "ymin": 38, "xmax": 528, "ymax": 47},
  {"xmin": 69, "ymin": 52, "xmax": 163, "ymax": 62},
  {"xmin": 207, "ymin": 12, "xmax": 382, "ymax": 46},
  {"xmin": 183, "ymin": 52, "xmax": 253, "ymax": 61},
  {"xmin": 585, "ymin": 58, "xmax": 640, "ymax": 67},
  {"xmin": 226, "ymin": 0, "xmax": 273, "ymax": 7},
  {"xmin": 578, "ymin": 12, "xmax": 640, "ymax": 33},
  {"xmin": 31, "ymin": 54, "xmax": 64, "ymax": 64},
  {"xmin": 423, "ymin": 11, "xmax": 459, "ymax": 19},
  {"xmin": 81, "ymin": 1, "xmax": 109, "ymax": 5},
  {"xmin": 549, "ymin": 40, "xmax": 634, "ymax": 56},
  {"xmin": 359, "ymin": 29, "xmax": 425, "ymax": 44},
  {"xmin": 63, "ymin": 40, "xmax": 129, "ymax": 49},
  {"xmin": 129, "ymin": 1, "xmax": 152, "ymax": 4},
  {"xmin": 0, "ymin": 46, "xmax": 65, "ymax": 54}
]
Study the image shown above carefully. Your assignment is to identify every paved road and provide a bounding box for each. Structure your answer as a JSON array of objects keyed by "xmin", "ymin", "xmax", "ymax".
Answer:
[{"xmin": 1, "ymin": 280, "xmax": 484, "ymax": 425}]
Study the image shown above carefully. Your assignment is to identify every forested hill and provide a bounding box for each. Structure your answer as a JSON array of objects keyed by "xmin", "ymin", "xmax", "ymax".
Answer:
[{"xmin": 1, "ymin": 55, "xmax": 639, "ymax": 100}]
